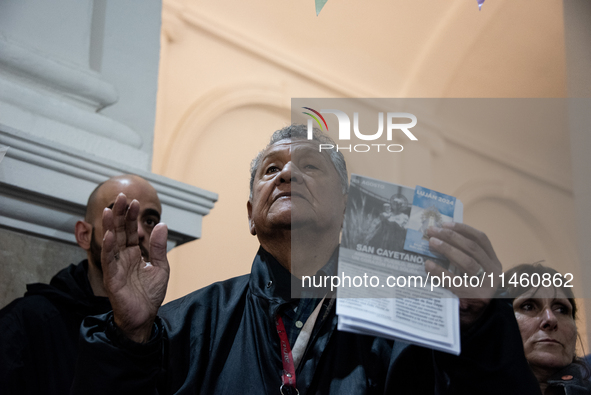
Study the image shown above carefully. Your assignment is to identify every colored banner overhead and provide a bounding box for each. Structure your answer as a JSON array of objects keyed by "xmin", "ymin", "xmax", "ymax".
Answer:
[{"xmin": 315, "ymin": 0, "xmax": 328, "ymax": 15}]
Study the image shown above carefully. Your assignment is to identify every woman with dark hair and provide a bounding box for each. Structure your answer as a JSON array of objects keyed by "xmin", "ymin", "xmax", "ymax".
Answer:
[{"xmin": 498, "ymin": 263, "xmax": 591, "ymax": 394}]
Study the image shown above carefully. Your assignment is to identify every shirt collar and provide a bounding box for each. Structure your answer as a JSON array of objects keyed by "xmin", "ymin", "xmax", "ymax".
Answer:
[{"xmin": 255, "ymin": 246, "xmax": 339, "ymax": 302}]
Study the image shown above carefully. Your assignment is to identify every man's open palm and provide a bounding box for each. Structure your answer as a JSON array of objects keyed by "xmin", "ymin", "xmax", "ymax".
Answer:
[{"xmin": 101, "ymin": 193, "xmax": 169, "ymax": 343}]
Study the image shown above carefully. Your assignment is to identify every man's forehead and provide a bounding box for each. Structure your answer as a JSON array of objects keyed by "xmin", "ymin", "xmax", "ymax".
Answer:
[
  {"xmin": 262, "ymin": 138, "xmax": 327, "ymax": 160},
  {"xmin": 96, "ymin": 177, "xmax": 160, "ymax": 209},
  {"xmin": 97, "ymin": 179, "xmax": 129, "ymax": 200}
]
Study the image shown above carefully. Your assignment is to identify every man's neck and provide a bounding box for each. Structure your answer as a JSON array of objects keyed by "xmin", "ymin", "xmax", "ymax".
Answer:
[
  {"xmin": 87, "ymin": 258, "xmax": 108, "ymax": 297},
  {"xmin": 258, "ymin": 228, "xmax": 340, "ymax": 278}
]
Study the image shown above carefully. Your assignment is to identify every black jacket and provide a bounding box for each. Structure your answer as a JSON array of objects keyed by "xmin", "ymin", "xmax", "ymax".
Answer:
[
  {"xmin": 546, "ymin": 364, "xmax": 591, "ymax": 395},
  {"xmin": 72, "ymin": 248, "xmax": 541, "ymax": 394},
  {"xmin": 0, "ymin": 260, "xmax": 111, "ymax": 394}
]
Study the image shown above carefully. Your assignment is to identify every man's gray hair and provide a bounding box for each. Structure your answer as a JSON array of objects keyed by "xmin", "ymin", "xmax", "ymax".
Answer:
[{"xmin": 249, "ymin": 124, "xmax": 349, "ymax": 199}]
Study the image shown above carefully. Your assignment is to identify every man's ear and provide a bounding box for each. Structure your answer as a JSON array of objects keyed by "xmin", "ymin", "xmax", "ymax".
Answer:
[
  {"xmin": 247, "ymin": 201, "xmax": 256, "ymax": 236},
  {"xmin": 75, "ymin": 221, "xmax": 93, "ymax": 250}
]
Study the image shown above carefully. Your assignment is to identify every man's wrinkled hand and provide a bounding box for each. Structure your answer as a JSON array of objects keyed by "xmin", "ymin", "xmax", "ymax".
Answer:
[{"xmin": 101, "ymin": 193, "xmax": 170, "ymax": 343}]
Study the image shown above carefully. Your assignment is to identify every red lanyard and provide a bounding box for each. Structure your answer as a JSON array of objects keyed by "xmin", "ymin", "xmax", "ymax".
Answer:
[{"xmin": 275, "ymin": 316, "xmax": 298, "ymax": 394}]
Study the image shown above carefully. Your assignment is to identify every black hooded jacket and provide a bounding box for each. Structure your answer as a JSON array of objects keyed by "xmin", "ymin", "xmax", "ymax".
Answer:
[{"xmin": 0, "ymin": 260, "xmax": 111, "ymax": 394}]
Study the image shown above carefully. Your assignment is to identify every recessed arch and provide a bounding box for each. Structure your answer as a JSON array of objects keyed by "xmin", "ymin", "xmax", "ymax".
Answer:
[
  {"xmin": 158, "ymin": 83, "xmax": 289, "ymax": 176},
  {"xmin": 455, "ymin": 178, "xmax": 579, "ymax": 280}
]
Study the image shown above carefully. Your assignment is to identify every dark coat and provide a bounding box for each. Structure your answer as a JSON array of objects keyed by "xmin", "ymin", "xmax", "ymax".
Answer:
[
  {"xmin": 546, "ymin": 364, "xmax": 591, "ymax": 395},
  {"xmin": 0, "ymin": 260, "xmax": 111, "ymax": 395},
  {"xmin": 72, "ymin": 248, "xmax": 541, "ymax": 395}
]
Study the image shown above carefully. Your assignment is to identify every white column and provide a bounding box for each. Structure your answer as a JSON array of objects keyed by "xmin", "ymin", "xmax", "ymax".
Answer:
[{"xmin": 0, "ymin": 1, "xmax": 217, "ymax": 307}]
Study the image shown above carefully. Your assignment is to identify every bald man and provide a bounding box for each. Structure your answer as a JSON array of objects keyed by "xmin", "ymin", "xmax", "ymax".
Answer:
[{"xmin": 0, "ymin": 174, "xmax": 162, "ymax": 395}]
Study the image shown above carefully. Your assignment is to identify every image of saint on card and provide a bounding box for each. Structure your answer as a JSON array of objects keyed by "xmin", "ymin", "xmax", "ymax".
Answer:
[
  {"xmin": 341, "ymin": 175, "xmax": 413, "ymax": 258},
  {"xmin": 403, "ymin": 186, "xmax": 463, "ymax": 259}
]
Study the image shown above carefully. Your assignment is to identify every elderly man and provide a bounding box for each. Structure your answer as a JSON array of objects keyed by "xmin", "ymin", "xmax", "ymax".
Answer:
[
  {"xmin": 71, "ymin": 126, "xmax": 540, "ymax": 394},
  {"xmin": 0, "ymin": 174, "xmax": 162, "ymax": 395}
]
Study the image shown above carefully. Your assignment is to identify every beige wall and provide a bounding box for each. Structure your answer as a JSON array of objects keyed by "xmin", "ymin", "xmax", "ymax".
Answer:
[{"xmin": 152, "ymin": 0, "xmax": 585, "ymax": 346}]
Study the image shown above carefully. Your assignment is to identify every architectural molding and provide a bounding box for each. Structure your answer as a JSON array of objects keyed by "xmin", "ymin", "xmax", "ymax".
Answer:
[
  {"xmin": 159, "ymin": 2, "xmax": 567, "ymax": 195},
  {"xmin": 398, "ymin": 0, "xmax": 506, "ymax": 97},
  {"xmin": 361, "ymin": 99, "xmax": 448, "ymax": 156},
  {"xmin": 162, "ymin": 0, "xmax": 376, "ymax": 98},
  {"xmin": 0, "ymin": 78, "xmax": 143, "ymax": 149},
  {"xmin": 162, "ymin": 0, "xmax": 187, "ymax": 43},
  {"xmin": 0, "ymin": 124, "xmax": 218, "ymax": 250},
  {"xmin": 160, "ymin": 82, "xmax": 288, "ymax": 175},
  {"xmin": 370, "ymin": 99, "xmax": 572, "ymax": 194},
  {"xmin": 0, "ymin": 36, "xmax": 148, "ymax": 167},
  {"xmin": 0, "ymin": 36, "xmax": 118, "ymax": 109},
  {"xmin": 454, "ymin": 178, "xmax": 577, "ymax": 268},
  {"xmin": 444, "ymin": 126, "xmax": 572, "ymax": 195}
]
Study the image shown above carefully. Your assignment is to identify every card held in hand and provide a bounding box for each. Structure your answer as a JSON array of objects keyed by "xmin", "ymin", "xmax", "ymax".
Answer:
[{"xmin": 404, "ymin": 186, "xmax": 463, "ymax": 260}]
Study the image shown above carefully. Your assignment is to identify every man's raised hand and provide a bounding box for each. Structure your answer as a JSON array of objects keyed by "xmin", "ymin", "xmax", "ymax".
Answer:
[{"xmin": 101, "ymin": 193, "xmax": 170, "ymax": 343}]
